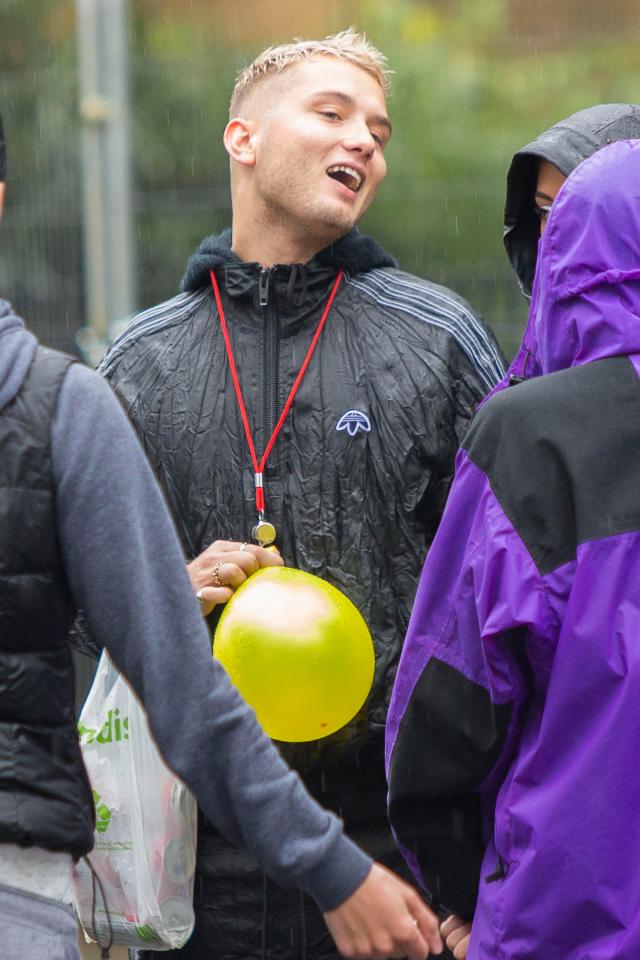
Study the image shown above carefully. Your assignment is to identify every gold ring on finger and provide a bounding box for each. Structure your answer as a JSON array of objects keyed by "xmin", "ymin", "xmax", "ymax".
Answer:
[{"xmin": 210, "ymin": 562, "xmax": 224, "ymax": 588}]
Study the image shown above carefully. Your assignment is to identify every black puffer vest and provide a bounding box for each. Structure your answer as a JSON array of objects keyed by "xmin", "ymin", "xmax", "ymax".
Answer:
[{"xmin": 0, "ymin": 347, "xmax": 94, "ymax": 858}]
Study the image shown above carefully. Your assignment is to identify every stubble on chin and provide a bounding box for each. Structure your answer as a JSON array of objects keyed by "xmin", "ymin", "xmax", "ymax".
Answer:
[
  {"xmin": 261, "ymin": 194, "xmax": 360, "ymax": 250},
  {"xmin": 255, "ymin": 161, "xmax": 367, "ymax": 249},
  {"xmin": 312, "ymin": 201, "xmax": 361, "ymax": 237}
]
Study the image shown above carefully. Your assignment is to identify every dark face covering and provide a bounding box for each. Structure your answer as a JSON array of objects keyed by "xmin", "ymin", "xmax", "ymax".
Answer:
[{"xmin": 503, "ymin": 103, "xmax": 640, "ymax": 298}]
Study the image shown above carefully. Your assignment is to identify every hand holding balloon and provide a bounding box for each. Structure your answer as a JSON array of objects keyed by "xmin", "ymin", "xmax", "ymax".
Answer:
[
  {"xmin": 214, "ymin": 567, "xmax": 374, "ymax": 742},
  {"xmin": 188, "ymin": 539, "xmax": 283, "ymax": 615}
]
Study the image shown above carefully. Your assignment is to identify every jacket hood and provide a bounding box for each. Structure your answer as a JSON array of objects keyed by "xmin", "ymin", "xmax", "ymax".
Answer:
[
  {"xmin": 180, "ymin": 227, "xmax": 396, "ymax": 293},
  {"xmin": 531, "ymin": 139, "xmax": 640, "ymax": 375},
  {"xmin": 504, "ymin": 104, "xmax": 640, "ymax": 297},
  {"xmin": 0, "ymin": 300, "xmax": 37, "ymax": 411}
]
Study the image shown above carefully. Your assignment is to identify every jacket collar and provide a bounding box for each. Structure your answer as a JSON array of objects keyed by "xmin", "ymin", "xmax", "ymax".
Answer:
[{"xmin": 180, "ymin": 228, "xmax": 396, "ymax": 298}]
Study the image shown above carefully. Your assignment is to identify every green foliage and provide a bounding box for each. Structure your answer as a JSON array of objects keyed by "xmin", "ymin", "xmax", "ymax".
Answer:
[
  {"xmin": 0, "ymin": 0, "xmax": 81, "ymax": 351},
  {"xmin": 3, "ymin": 0, "xmax": 640, "ymax": 356},
  {"xmin": 355, "ymin": 0, "xmax": 640, "ymax": 351}
]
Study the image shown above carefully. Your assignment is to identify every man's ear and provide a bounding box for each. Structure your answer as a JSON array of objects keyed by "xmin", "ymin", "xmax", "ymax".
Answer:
[{"xmin": 223, "ymin": 118, "xmax": 257, "ymax": 168}]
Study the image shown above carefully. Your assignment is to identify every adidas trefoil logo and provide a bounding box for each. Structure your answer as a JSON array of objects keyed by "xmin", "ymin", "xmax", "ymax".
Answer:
[{"xmin": 336, "ymin": 409, "xmax": 371, "ymax": 437}]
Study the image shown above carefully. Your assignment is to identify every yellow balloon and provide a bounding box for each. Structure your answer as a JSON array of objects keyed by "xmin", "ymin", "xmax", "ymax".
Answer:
[{"xmin": 214, "ymin": 567, "xmax": 374, "ymax": 742}]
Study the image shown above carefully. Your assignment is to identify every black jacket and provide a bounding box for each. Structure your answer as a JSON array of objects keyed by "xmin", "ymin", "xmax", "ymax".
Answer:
[
  {"xmin": 0, "ymin": 346, "xmax": 95, "ymax": 859},
  {"xmin": 100, "ymin": 228, "xmax": 504, "ymax": 959},
  {"xmin": 503, "ymin": 102, "xmax": 640, "ymax": 297}
]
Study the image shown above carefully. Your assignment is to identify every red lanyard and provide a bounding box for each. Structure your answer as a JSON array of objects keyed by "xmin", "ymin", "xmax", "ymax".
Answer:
[{"xmin": 210, "ymin": 268, "xmax": 344, "ymax": 537}]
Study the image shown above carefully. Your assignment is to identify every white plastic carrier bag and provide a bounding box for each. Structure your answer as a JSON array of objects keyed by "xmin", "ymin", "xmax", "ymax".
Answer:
[{"xmin": 73, "ymin": 650, "xmax": 198, "ymax": 951}]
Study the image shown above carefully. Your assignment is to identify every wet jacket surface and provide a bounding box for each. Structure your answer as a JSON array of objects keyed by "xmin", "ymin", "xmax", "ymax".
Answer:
[
  {"xmin": 99, "ymin": 228, "xmax": 504, "ymax": 960},
  {"xmin": 387, "ymin": 140, "xmax": 640, "ymax": 959},
  {"xmin": 0, "ymin": 301, "xmax": 373, "ymax": 918}
]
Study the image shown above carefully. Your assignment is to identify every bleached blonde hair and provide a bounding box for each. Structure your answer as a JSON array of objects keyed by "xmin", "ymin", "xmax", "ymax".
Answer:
[{"xmin": 229, "ymin": 28, "xmax": 391, "ymax": 118}]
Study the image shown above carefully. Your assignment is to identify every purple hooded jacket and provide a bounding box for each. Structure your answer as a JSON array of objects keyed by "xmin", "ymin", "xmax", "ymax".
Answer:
[{"xmin": 386, "ymin": 139, "xmax": 640, "ymax": 959}]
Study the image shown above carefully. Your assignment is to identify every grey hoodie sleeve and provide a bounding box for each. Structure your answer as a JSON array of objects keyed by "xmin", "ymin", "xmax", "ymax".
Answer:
[{"xmin": 51, "ymin": 362, "xmax": 371, "ymax": 910}]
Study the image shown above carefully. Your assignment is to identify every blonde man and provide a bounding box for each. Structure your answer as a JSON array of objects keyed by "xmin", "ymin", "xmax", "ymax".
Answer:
[{"xmin": 100, "ymin": 29, "xmax": 504, "ymax": 960}]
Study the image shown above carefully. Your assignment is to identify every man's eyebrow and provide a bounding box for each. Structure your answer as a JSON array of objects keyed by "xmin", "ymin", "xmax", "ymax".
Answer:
[
  {"xmin": 308, "ymin": 90, "xmax": 392, "ymax": 136},
  {"xmin": 535, "ymin": 190, "xmax": 554, "ymax": 203}
]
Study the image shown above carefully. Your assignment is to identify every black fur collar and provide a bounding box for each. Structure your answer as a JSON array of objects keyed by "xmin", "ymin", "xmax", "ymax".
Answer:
[{"xmin": 181, "ymin": 228, "xmax": 396, "ymax": 292}]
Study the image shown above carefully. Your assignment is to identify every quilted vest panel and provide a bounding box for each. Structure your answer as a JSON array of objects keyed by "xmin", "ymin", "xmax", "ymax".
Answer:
[{"xmin": 0, "ymin": 347, "xmax": 94, "ymax": 857}]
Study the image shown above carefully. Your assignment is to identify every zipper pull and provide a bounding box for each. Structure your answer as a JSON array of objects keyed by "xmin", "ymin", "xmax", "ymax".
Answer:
[
  {"xmin": 485, "ymin": 856, "xmax": 506, "ymax": 883},
  {"xmin": 258, "ymin": 269, "xmax": 270, "ymax": 307}
]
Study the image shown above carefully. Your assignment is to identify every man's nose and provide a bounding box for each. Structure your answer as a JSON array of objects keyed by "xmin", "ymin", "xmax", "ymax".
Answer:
[{"xmin": 342, "ymin": 122, "xmax": 375, "ymax": 157}]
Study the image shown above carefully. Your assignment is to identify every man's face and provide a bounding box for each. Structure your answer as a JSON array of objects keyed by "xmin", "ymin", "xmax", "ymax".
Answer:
[
  {"xmin": 535, "ymin": 159, "xmax": 566, "ymax": 235},
  {"xmin": 248, "ymin": 58, "xmax": 391, "ymax": 244}
]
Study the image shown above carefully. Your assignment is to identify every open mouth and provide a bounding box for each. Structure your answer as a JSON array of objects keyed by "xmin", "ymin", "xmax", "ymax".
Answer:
[{"xmin": 327, "ymin": 165, "xmax": 364, "ymax": 194}]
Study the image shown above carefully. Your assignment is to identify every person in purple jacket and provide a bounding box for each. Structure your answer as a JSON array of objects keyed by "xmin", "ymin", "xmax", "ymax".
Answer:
[
  {"xmin": 499, "ymin": 103, "xmax": 640, "ymax": 394},
  {"xmin": 386, "ymin": 138, "xmax": 640, "ymax": 960}
]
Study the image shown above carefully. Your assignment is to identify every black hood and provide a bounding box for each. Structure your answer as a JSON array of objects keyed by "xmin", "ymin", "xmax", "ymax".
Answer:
[
  {"xmin": 181, "ymin": 227, "xmax": 396, "ymax": 293},
  {"xmin": 503, "ymin": 103, "xmax": 640, "ymax": 297}
]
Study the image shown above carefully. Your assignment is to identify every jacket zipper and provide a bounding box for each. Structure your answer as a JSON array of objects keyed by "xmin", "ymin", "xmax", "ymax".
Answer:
[
  {"xmin": 509, "ymin": 346, "xmax": 533, "ymax": 386},
  {"xmin": 260, "ymin": 268, "xmax": 278, "ymax": 470}
]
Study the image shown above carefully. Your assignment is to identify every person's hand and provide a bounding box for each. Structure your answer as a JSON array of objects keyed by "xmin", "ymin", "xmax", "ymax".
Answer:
[
  {"xmin": 441, "ymin": 915, "xmax": 471, "ymax": 960},
  {"xmin": 188, "ymin": 539, "xmax": 283, "ymax": 615},
  {"xmin": 323, "ymin": 863, "xmax": 443, "ymax": 959}
]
